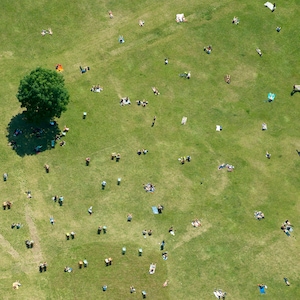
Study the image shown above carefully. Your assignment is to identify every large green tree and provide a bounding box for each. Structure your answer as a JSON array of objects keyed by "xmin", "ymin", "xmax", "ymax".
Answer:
[{"xmin": 17, "ymin": 67, "xmax": 70, "ymax": 122}]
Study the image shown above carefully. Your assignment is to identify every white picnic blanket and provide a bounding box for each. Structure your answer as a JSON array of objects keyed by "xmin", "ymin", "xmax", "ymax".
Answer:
[
  {"xmin": 176, "ymin": 14, "xmax": 185, "ymax": 22},
  {"xmin": 264, "ymin": 2, "xmax": 275, "ymax": 11}
]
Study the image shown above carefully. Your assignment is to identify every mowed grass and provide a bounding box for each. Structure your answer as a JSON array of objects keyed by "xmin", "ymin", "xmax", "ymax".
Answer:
[{"xmin": 0, "ymin": 0, "xmax": 300, "ymax": 299}]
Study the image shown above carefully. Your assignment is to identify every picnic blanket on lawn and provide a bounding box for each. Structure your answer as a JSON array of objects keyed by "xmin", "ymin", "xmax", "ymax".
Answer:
[
  {"xmin": 264, "ymin": 2, "xmax": 275, "ymax": 11},
  {"xmin": 259, "ymin": 285, "xmax": 266, "ymax": 294},
  {"xmin": 152, "ymin": 206, "xmax": 159, "ymax": 214}
]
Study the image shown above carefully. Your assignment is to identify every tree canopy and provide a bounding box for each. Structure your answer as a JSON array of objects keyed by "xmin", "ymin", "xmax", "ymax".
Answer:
[{"xmin": 17, "ymin": 67, "xmax": 70, "ymax": 122}]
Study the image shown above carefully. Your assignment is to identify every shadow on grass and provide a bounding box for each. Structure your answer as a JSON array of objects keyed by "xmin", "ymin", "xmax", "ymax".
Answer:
[{"xmin": 6, "ymin": 113, "xmax": 61, "ymax": 157}]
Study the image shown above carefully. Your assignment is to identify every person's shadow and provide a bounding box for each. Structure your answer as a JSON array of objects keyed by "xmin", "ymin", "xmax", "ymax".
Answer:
[{"xmin": 6, "ymin": 113, "xmax": 61, "ymax": 157}]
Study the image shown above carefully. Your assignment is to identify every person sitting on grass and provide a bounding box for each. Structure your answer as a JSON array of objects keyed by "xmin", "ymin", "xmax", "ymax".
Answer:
[
  {"xmin": 130, "ymin": 286, "xmax": 136, "ymax": 293},
  {"xmin": 127, "ymin": 213, "xmax": 132, "ymax": 222},
  {"xmin": 162, "ymin": 252, "xmax": 168, "ymax": 260},
  {"xmin": 284, "ymin": 277, "xmax": 290, "ymax": 286},
  {"xmin": 60, "ymin": 140, "xmax": 66, "ymax": 147},
  {"xmin": 108, "ymin": 10, "xmax": 113, "ymax": 18},
  {"xmin": 204, "ymin": 45, "xmax": 212, "ymax": 54},
  {"xmin": 169, "ymin": 226, "xmax": 175, "ymax": 235},
  {"xmin": 139, "ymin": 20, "xmax": 145, "ymax": 26},
  {"xmin": 266, "ymin": 151, "xmax": 271, "ymax": 159},
  {"xmin": 91, "ymin": 85, "xmax": 103, "ymax": 92}
]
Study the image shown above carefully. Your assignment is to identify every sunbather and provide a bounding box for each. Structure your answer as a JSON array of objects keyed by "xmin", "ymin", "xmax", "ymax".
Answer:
[
  {"xmin": 192, "ymin": 219, "xmax": 201, "ymax": 227},
  {"xmin": 152, "ymin": 87, "xmax": 160, "ymax": 95},
  {"xmin": 232, "ymin": 16, "xmax": 239, "ymax": 24},
  {"xmin": 108, "ymin": 10, "xmax": 113, "ymax": 18},
  {"xmin": 224, "ymin": 75, "xmax": 231, "ymax": 84},
  {"xmin": 256, "ymin": 48, "xmax": 262, "ymax": 57},
  {"xmin": 284, "ymin": 277, "xmax": 290, "ymax": 286},
  {"xmin": 149, "ymin": 263, "xmax": 156, "ymax": 274}
]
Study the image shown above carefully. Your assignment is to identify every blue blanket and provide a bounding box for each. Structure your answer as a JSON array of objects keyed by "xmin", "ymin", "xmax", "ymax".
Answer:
[
  {"xmin": 152, "ymin": 206, "xmax": 159, "ymax": 214},
  {"xmin": 259, "ymin": 286, "xmax": 266, "ymax": 294}
]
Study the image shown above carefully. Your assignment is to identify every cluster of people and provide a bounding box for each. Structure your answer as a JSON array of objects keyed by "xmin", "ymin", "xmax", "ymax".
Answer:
[
  {"xmin": 111, "ymin": 152, "xmax": 121, "ymax": 161},
  {"xmin": 120, "ymin": 97, "xmax": 131, "ymax": 106},
  {"xmin": 3, "ymin": 201, "xmax": 12, "ymax": 210},
  {"xmin": 218, "ymin": 163, "xmax": 234, "ymax": 171},
  {"xmin": 204, "ymin": 45, "xmax": 212, "ymax": 54},
  {"xmin": 142, "ymin": 229, "xmax": 153, "ymax": 236},
  {"xmin": 11, "ymin": 223, "xmax": 22, "ymax": 229},
  {"xmin": 137, "ymin": 149, "xmax": 148, "ymax": 155},
  {"xmin": 97, "ymin": 225, "xmax": 107, "ymax": 234},
  {"xmin": 105, "ymin": 257, "xmax": 113, "ymax": 266},
  {"xmin": 254, "ymin": 211, "xmax": 265, "ymax": 220},
  {"xmin": 64, "ymin": 266, "xmax": 73, "ymax": 273},
  {"xmin": 25, "ymin": 240, "xmax": 34, "ymax": 248},
  {"xmin": 41, "ymin": 28, "xmax": 53, "ymax": 36},
  {"xmin": 78, "ymin": 259, "xmax": 88, "ymax": 268},
  {"xmin": 191, "ymin": 219, "xmax": 201, "ymax": 227},
  {"xmin": 178, "ymin": 155, "xmax": 191, "ymax": 164},
  {"xmin": 52, "ymin": 195, "xmax": 64, "ymax": 206},
  {"xmin": 143, "ymin": 183, "xmax": 155, "ymax": 192},
  {"xmin": 214, "ymin": 289, "xmax": 227, "ymax": 299},
  {"xmin": 151, "ymin": 87, "xmax": 160, "ymax": 95},
  {"xmin": 90, "ymin": 85, "xmax": 103, "ymax": 92},
  {"xmin": 39, "ymin": 262, "xmax": 48, "ymax": 272},
  {"xmin": 180, "ymin": 71, "xmax": 191, "ymax": 79},
  {"xmin": 136, "ymin": 100, "xmax": 148, "ymax": 107},
  {"xmin": 66, "ymin": 232, "xmax": 75, "ymax": 240},
  {"xmin": 281, "ymin": 220, "xmax": 293, "ymax": 237}
]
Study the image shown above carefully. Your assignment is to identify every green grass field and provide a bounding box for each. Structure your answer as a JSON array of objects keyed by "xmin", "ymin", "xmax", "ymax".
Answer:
[{"xmin": 1, "ymin": 1, "xmax": 300, "ymax": 299}]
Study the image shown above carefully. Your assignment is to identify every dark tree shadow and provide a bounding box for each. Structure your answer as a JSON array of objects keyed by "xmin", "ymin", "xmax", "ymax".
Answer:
[{"xmin": 6, "ymin": 113, "xmax": 61, "ymax": 157}]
